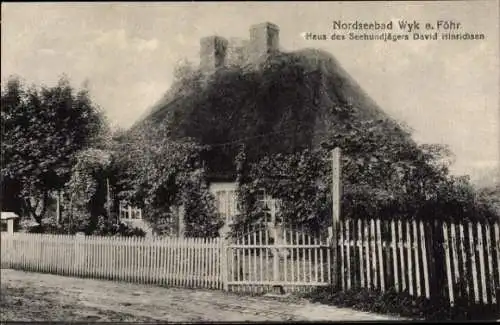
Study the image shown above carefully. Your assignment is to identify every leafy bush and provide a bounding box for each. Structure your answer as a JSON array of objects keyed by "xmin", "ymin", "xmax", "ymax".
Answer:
[
  {"xmin": 21, "ymin": 215, "xmax": 145, "ymax": 237},
  {"xmin": 61, "ymin": 148, "xmax": 114, "ymax": 233},
  {"xmin": 93, "ymin": 216, "xmax": 146, "ymax": 237},
  {"xmin": 114, "ymin": 130, "xmax": 224, "ymax": 237},
  {"xmin": 181, "ymin": 170, "xmax": 224, "ymax": 238}
]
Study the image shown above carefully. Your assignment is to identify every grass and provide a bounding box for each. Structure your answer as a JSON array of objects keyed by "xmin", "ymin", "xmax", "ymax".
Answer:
[{"xmin": 301, "ymin": 285, "xmax": 500, "ymax": 321}]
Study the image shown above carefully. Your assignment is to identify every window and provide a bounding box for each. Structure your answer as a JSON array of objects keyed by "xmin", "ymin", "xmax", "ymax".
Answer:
[
  {"xmin": 213, "ymin": 190, "xmax": 238, "ymax": 224},
  {"xmin": 119, "ymin": 202, "xmax": 143, "ymax": 221},
  {"xmin": 256, "ymin": 189, "xmax": 281, "ymax": 224},
  {"xmin": 209, "ymin": 184, "xmax": 285, "ymax": 225},
  {"xmin": 209, "ymin": 182, "xmax": 239, "ymax": 225}
]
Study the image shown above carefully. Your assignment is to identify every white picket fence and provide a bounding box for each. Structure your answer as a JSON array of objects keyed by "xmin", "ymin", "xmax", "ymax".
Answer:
[
  {"xmin": 337, "ymin": 218, "xmax": 430, "ymax": 296},
  {"xmin": 337, "ymin": 218, "xmax": 500, "ymax": 307},
  {"xmin": 0, "ymin": 233, "xmax": 225, "ymax": 289},
  {"xmin": 226, "ymin": 225, "xmax": 331, "ymax": 293},
  {"xmin": 0, "ymin": 226, "xmax": 331, "ymax": 293},
  {"xmin": 441, "ymin": 220, "xmax": 500, "ymax": 306},
  {"xmin": 2, "ymin": 218, "xmax": 499, "ymax": 306},
  {"xmin": 0, "ymin": 228, "xmax": 330, "ymax": 293}
]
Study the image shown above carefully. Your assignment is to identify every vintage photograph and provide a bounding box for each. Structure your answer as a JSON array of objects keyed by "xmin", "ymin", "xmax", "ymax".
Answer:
[{"xmin": 1, "ymin": 1, "xmax": 499, "ymax": 322}]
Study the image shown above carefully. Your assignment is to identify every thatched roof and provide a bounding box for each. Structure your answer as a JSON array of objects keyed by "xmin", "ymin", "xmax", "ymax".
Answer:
[{"xmin": 130, "ymin": 48, "xmax": 411, "ymax": 181}]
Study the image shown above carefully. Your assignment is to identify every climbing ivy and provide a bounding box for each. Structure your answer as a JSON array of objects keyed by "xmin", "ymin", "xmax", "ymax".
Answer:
[
  {"xmin": 115, "ymin": 122, "xmax": 223, "ymax": 237},
  {"xmin": 232, "ymin": 104, "xmax": 499, "ymax": 236},
  {"xmin": 131, "ymin": 50, "xmax": 499, "ymax": 237},
  {"xmin": 63, "ymin": 148, "xmax": 111, "ymax": 234}
]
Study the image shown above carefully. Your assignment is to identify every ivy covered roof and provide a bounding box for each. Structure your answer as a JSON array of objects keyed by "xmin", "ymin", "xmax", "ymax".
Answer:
[{"xmin": 131, "ymin": 48, "xmax": 412, "ymax": 181}]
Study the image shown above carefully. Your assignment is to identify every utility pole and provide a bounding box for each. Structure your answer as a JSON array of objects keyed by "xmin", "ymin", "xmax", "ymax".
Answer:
[{"xmin": 331, "ymin": 147, "xmax": 341, "ymax": 289}]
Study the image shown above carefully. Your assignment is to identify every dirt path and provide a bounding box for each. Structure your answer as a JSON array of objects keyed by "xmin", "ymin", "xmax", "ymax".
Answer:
[{"xmin": 1, "ymin": 269, "xmax": 402, "ymax": 322}]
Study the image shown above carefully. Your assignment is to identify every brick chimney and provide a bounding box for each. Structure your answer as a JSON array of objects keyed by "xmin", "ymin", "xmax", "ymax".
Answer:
[
  {"xmin": 227, "ymin": 37, "xmax": 249, "ymax": 66},
  {"xmin": 248, "ymin": 22, "xmax": 280, "ymax": 62},
  {"xmin": 200, "ymin": 36, "xmax": 228, "ymax": 71}
]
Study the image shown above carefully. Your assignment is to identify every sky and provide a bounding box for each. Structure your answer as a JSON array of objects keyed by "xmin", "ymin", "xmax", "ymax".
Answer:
[{"xmin": 1, "ymin": 1, "xmax": 499, "ymax": 181}]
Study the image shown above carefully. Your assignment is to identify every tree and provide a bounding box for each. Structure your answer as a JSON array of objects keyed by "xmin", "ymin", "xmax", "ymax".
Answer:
[
  {"xmin": 1, "ymin": 76, "xmax": 107, "ymax": 224},
  {"xmin": 480, "ymin": 188, "xmax": 500, "ymax": 220}
]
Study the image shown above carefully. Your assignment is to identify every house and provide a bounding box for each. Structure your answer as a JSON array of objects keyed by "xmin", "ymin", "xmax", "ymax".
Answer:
[{"xmin": 129, "ymin": 22, "xmax": 403, "ymax": 236}]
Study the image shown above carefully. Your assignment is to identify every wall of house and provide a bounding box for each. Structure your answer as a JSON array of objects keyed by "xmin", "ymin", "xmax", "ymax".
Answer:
[
  {"xmin": 208, "ymin": 182, "xmax": 282, "ymax": 226},
  {"xmin": 121, "ymin": 182, "xmax": 282, "ymax": 238}
]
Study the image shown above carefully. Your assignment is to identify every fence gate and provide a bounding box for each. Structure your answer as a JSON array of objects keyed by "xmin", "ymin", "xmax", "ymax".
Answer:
[{"xmin": 225, "ymin": 224, "xmax": 332, "ymax": 293}]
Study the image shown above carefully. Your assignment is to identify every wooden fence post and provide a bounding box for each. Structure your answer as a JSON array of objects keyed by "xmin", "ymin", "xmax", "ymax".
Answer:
[
  {"xmin": 420, "ymin": 220, "xmax": 430, "ymax": 299},
  {"xmin": 273, "ymin": 227, "xmax": 280, "ymax": 284},
  {"xmin": 220, "ymin": 237, "xmax": 229, "ymax": 291},
  {"xmin": 331, "ymin": 148, "xmax": 341, "ymax": 289},
  {"xmin": 443, "ymin": 222, "xmax": 455, "ymax": 306},
  {"xmin": 328, "ymin": 226, "xmax": 333, "ymax": 284}
]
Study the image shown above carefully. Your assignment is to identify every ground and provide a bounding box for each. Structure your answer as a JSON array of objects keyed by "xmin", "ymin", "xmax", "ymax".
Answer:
[{"xmin": 0, "ymin": 269, "xmax": 403, "ymax": 322}]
